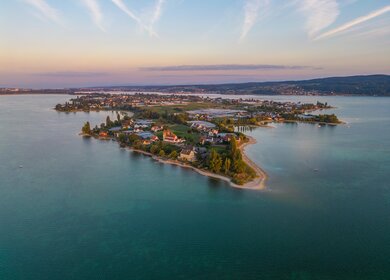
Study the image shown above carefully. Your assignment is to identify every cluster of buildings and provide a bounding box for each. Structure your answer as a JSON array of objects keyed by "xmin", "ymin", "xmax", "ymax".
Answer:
[
  {"xmin": 64, "ymin": 93, "xmax": 206, "ymax": 111},
  {"xmin": 187, "ymin": 109, "xmax": 249, "ymax": 121},
  {"xmin": 99, "ymin": 118, "xmax": 188, "ymax": 146}
]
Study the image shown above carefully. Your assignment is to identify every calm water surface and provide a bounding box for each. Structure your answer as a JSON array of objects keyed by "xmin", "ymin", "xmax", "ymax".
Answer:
[{"xmin": 0, "ymin": 94, "xmax": 390, "ymax": 279}]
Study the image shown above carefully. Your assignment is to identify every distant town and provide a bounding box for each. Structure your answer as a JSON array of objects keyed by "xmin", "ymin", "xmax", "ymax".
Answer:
[
  {"xmin": 2, "ymin": 74, "xmax": 390, "ymax": 96},
  {"xmin": 55, "ymin": 93, "xmax": 340, "ymax": 188}
]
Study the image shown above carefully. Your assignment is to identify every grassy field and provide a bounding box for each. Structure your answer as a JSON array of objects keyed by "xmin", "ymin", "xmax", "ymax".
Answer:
[
  {"xmin": 211, "ymin": 145, "xmax": 229, "ymax": 155},
  {"xmin": 168, "ymin": 124, "xmax": 200, "ymax": 144}
]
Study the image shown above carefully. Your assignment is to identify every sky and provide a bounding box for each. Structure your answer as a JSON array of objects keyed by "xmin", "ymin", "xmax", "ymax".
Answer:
[{"xmin": 0, "ymin": 0, "xmax": 389, "ymax": 88}]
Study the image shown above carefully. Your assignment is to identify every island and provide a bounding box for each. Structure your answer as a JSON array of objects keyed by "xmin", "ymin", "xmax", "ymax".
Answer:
[{"xmin": 55, "ymin": 93, "xmax": 341, "ymax": 189}]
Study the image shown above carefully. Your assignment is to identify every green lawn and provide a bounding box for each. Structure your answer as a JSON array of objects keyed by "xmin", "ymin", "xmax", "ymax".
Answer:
[
  {"xmin": 168, "ymin": 124, "xmax": 200, "ymax": 144},
  {"xmin": 211, "ymin": 145, "xmax": 229, "ymax": 155}
]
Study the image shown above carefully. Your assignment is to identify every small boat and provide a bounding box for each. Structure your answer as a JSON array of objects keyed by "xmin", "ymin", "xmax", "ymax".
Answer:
[
  {"xmin": 314, "ymin": 168, "xmax": 319, "ymax": 172},
  {"xmin": 19, "ymin": 165, "xmax": 23, "ymax": 168}
]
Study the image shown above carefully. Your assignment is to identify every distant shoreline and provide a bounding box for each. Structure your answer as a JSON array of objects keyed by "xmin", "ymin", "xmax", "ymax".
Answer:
[
  {"xmin": 1, "ymin": 74, "xmax": 389, "ymax": 96},
  {"xmin": 1, "ymin": 92, "xmax": 389, "ymax": 98}
]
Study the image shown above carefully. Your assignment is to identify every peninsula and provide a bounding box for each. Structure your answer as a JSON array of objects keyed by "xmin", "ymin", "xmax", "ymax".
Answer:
[{"xmin": 55, "ymin": 93, "xmax": 341, "ymax": 189}]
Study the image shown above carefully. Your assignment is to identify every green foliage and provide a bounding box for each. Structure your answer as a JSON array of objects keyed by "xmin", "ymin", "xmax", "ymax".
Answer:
[
  {"xmin": 158, "ymin": 150, "xmax": 165, "ymax": 157},
  {"xmin": 316, "ymin": 114, "xmax": 339, "ymax": 123},
  {"xmin": 224, "ymin": 158, "xmax": 231, "ymax": 174},
  {"xmin": 150, "ymin": 144, "xmax": 159, "ymax": 155},
  {"xmin": 128, "ymin": 134, "xmax": 140, "ymax": 144},
  {"xmin": 209, "ymin": 149, "xmax": 222, "ymax": 173},
  {"xmin": 106, "ymin": 116, "xmax": 112, "ymax": 127},
  {"xmin": 230, "ymin": 137, "xmax": 237, "ymax": 155},
  {"xmin": 233, "ymin": 159, "xmax": 246, "ymax": 173},
  {"xmin": 118, "ymin": 133, "xmax": 126, "ymax": 143},
  {"xmin": 81, "ymin": 122, "xmax": 91, "ymax": 135},
  {"xmin": 169, "ymin": 150, "xmax": 178, "ymax": 159}
]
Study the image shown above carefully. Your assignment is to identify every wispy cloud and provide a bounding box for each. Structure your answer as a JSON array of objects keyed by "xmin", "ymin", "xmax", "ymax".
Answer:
[
  {"xmin": 150, "ymin": 0, "xmax": 165, "ymax": 28},
  {"xmin": 25, "ymin": 0, "xmax": 62, "ymax": 25},
  {"xmin": 111, "ymin": 0, "xmax": 158, "ymax": 37},
  {"xmin": 141, "ymin": 64, "xmax": 321, "ymax": 71},
  {"xmin": 34, "ymin": 71, "xmax": 108, "ymax": 77},
  {"xmin": 298, "ymin": 0, "xmax": 339, "ymax": 38},
  {"xmin": 314, "ymin": 5, "xmax": 390, "ymax": 40},
  {"xmin": 240, "ymin": 0, "xmax": 270, "ymax": 41},
  {"xmin": 81, "ymin": 0, "xmax": 105, "ymax": 31}
]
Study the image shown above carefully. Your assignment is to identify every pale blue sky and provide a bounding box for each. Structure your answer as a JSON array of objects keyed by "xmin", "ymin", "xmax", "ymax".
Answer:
[{"xmin": 1, "ymin": 0, "xmax": 389, "ymax": 88}]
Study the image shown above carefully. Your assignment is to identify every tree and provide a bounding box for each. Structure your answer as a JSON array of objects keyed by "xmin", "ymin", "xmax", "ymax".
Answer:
[
  {"xmin": 128, "ymin": 134, "xmax": 139, "ymax": 144},
  {"xmin": 169, "ymin": 150, "xmax": 178, "ymax": 159},
  {"xmin": 230, "ymin": 137, "xmax": 238, "ymax": 156},
  {"xmin": 81, "ymin": 122, "xmax": 91, "ymax": 135},
  {"xmin": 106, "ymin": 116, "xmax": 112, "ymax": 127},
  {"xmin": 150, "ymin": 144, "xmax": 159, "ymax": 154},
  {"xmin": 209, "ymin": 149, "xmax": 222, "ymax": 173},
  {"xmin": 233, "ymin": 159, "xmax": 246, "ymax": 173},
  {"xmin": 158, "ymin": 150, "xmax": 165, "ymax": 157},
  {"xmin": 224, "ymin": 158, "xmax": 231, "ymax": 174},
  {"xmin": 117, "ymin": 113, "xmax": 121, "ymax": 122},
  {"xmin": 118, "ymin": 133, "xmax": 126, "ymax": 143}
]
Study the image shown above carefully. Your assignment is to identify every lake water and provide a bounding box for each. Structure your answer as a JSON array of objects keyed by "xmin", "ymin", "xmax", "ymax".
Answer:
[{"xmin": 0, "ymin": 94, "xmax": 390, "ymax": 279}]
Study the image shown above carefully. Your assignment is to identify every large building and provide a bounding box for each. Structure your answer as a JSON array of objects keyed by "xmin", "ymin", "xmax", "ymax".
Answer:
[
  {"xmin": 163, "ymin": 129, "xmax": 185, "ymax": 144},
  {"xmin": 179, "ymin": 146, "xmax": 197, "ymax": 162}
]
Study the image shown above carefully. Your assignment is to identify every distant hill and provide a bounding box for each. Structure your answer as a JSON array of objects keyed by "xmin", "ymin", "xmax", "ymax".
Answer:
[
  {"xmin": 2, "ymin": 74, "xmax": 390, "ymax": 96},
  {"xmin": 106, "ymin": 74, "xmax": 390, "ymax": 96},
  {"xmin": 288, "ymin": 75, "xmax": 390, "ymax": 96}
]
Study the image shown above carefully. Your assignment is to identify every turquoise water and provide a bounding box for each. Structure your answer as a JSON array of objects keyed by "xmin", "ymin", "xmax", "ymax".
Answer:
[{"xmin": 0, "ymin": 95, "xmax": 390, "ymax": 279}]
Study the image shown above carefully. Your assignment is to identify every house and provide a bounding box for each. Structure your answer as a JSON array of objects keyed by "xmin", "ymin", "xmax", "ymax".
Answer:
[
  {"xmin": 135, "ymin": 119, "xmax": 153, "ymax": 127},
  {"xmin": 189, "ymin": 121, "xmax": 216, "ymax": 131},
  {"xmin": 134, "ymin": 127, "xmax": 143, "ymax": 133},
  {"xmin": 99, "ymin": 131, "xmax": 108, "ymax": 138},
  {"xmin": 163, "ymin": 129, "xmax": 185, "ymax": 144},
  {"xmin": 121, "ymin": 120, "xmax": 133, "ymax": 129},
  {"xmin": 151, "ymin": 125, "xmax": 163, "ymax": 132},
  {"xmin": 150, "ymin": 135, "xmax": 159, "ymax": 142},
  {"xmin": 217, "ymin": 133, "xmax": 240, "ymax": 143},
  {"xmin": 208, "ymin": 129, "xmax": 219, "ymax": 136},
  {"xmin": 179, "ymin": 146, "xmax": 197, "ymax": 162},
  {"xmin": 199, "ymin": 136, "xmax": 215, "ymax": 145}
]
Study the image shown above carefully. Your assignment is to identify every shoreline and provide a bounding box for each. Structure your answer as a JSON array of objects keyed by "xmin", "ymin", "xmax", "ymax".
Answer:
[{"xmin": 124, "ymin": 136, "xmax": 267, "ymax": 191}]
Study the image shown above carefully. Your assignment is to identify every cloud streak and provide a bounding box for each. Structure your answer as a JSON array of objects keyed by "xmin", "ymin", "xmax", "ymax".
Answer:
[
  {"xmin": 141, "ymin": 64, "xmax": 321, "ymax": 71},
  {"xmin": 81, "ymin": 0, "xmax": 105, "ymax": 31},
  {"xmin": 314, "ymin": 5, "xmax": 390, "ymax": 40},
  {"xmin": 111, "ymin": 0, "xmax": 158, "ymax": 37},
  {"xmin": 25, "ymin": 0, "xmax": 62, "ymax": 25},
  {"xmin": 34, "ymin": 71, "xmax": 108, "ymax": 77},
  {"xmin": 240, "ymin": 0, "xmax": 270, "ymax": 41},
  {"xmin": 150, "ymin": 0, "xmax": 165, "ymax": 27},
  {"xmin": 298, "ymin": 0, "xmax": 339, "ymax": 38}
]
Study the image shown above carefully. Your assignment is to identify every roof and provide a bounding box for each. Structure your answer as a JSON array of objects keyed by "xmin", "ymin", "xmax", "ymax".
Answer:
[
  {"xmin": 137, "ymin": 132, "xmax": 154, "ymax": 139},
  {"xmin": 135, "ymin": 119, "xmax": 153, "ymax": 125},
  {"xmin": 188, "ymin": 121, "xmax": 216, "ymax": 128},
  {"xmin": 109, "ymin": 127, "xmax": 122, "ymax": 132},
  {"xmin": 181, "ymin": 148, "xmax": 194, "ymax": 155}
]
